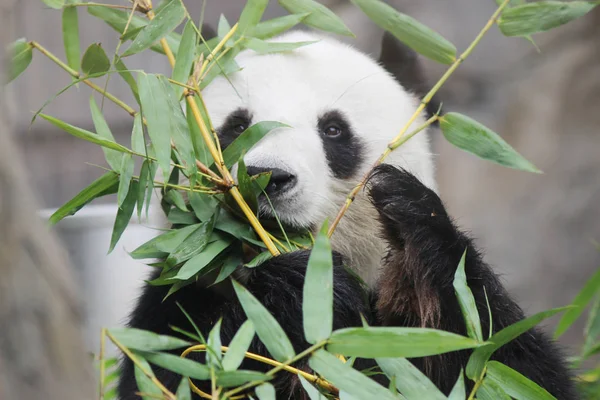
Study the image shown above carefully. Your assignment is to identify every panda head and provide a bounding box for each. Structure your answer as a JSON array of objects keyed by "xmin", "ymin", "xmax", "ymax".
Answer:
[{"xmin": 203, "ymin": 30, "xmax": 438, "ymax": 286}]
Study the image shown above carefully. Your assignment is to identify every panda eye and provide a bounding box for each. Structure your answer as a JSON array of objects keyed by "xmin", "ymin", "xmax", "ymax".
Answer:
[
  {"xmin": 323, "ymin": 124, "xmax": 343, "ymax": 138},
  {"xmin": 233, "ymin": 122, "xmax": 249, "ymax": 134}
]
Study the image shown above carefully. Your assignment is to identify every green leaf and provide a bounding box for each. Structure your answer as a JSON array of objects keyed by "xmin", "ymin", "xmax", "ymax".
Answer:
[
  {"xmin": 583, "ymin": 294, "xmax": 600, "ymax": 356},
  {"xmin": 447, "ymin": 369, "xmax": 466, "ymax": 400},
  {"xmin": 122, "ymin": 0, "xmax": 185, "ymax": 57},
  {"xmin": 486, "ymin": 361, "xmax": 556, "ymax": 400},
  {"xmin": 215, "ymin": 370, "xmax": 272, "ymax": 388},
  {"xmin": 477, "ymin": 378, "xmax": 512, "ymax": 400},
  {"xmin": 166, "ymin": 217, "xmax": 217, "ymax": 266},
  {"xmin": 298, "ymin": 375, "xmax": 326, "ymax": 400},
  {"xmin": 131, "ymin": 112, "xmax": 145, "ymax": 154},
  {"xmin": 144, "ymin": 161, "xmax": 158, "ymax": 220},
  {"xmin": 498, "ymin": 1, "xmax": 599, "ymax": 37},
  {"xmin": 237, "ymin": 158, "xmax": 258, "ymax": 213},
  {"xmin": 327, "ymin": 327, "xmax": 482, "ymax": 358},
  {"xmin": 222, "ymin": 320, "xmax": 255, "ymax": 371},
  {"xmin": 115, "ymin": 58, "xmax": 140, "ymax": 104},
  {"xmin": 232, "ymin": 280, "xmax": 296, "ymax": 362},
  {"xmin": 109, "ymin": 328, "xmax": 190, "ymax": 351},
  {"xmin": 130, "ymin": 223, "xmax": 201, "ymax": 259},
  {"xmin": 138, "ymin": 73, "xmax": 172, "ymax": 179},
  {"xmin": 554, "ymin": 267, "xmax": 600, "ymax": 338},
  {"xmin": 350, "ymin": 0, "xmax": 456, "ymax": 65},
  {"xmin": 40, "ymin": 113, "xmax": 134, "ymax": 155},
  {"xmin": 133, "ymin": 356, "xmax": 162, "ymax": 400},
  {"xmin": 238, "ymin": 0, "xmax": 269, "ymax": 35},
  {"xmin": 109, "ymin": 180, "xmax": 137, "ymax": 253},
  {"xmin": 172, "ymin": 21, "xmax": 197, "ymax": 99},
  {"xmin": 49, "ymin": 172, "xmax": 119, "ymax": 225},
  {"xmin": 453, "ymin": 249, "xmax": 483, "ymax": 342},
  {"xmin": 117, "ymin": 154, "xmax": 135, "ymax": 208},
  {"xmin": 175, "ymin": 238, "xmax": 233, "ymax": 280},
  {"xmin": 164, "ymin": 190, "xmax": 188, "ymax": 212},
  {"xmin": 199, "ymin": 47, "xmax": 242, "ymax": 89},
  {"xmin": 251, "ymin": 13, "xmax": 310, "ymax": 39},
  {"xmin": 376, "ymin": 358, "xmax": 446, "ymax": 400},
  {"xmin": 439, "ymin": 112, "xmax": 541, "ymax": 173},
  {"xmin": 167, "ymin": 208, "xmax": 199, "ymax": 225},
  {"xmin": 189, "ymin": 192, "xmax": 218, "ymax": 222},
  {"xmin": 244, "ymin": 37, "xmax": 317, "ymax": 54},
  {"xmin": 245, "ymin": 251, "xmax": 273, "ymax": 268},
  {"xmin": 207, "ymin": 318, "xmax": 223, "ymax": 368},
  {"xmin": 41, "ymin": 0, "xmax": 64, "ymax": 9},
  {"xmin": 87, "ymin": 6, "xmax": 181, "ymax": 55},
  {"xmin": 89, "ymin": 96, "xmax": 121, "ymax": 170},
  {"xmin": 8, "ymin": 39, "xmax": 33, "ymax": 83},
  {"xmin": 218, "ymin": 14, "xmax": 233, "ymax": 41},
  {"xmin": 176, "ymin": 378, "xmax": 192, "ymax": 400},
  {"xmin": 214, "ymin": 253, "xmax": 243, "ymax": 284},
  {"xmin": 256, "ymin": 383, "xmax": 276, "ymax": 400},
  {"xmin": 278, "ymin": 0, "xmax": 354, "ymax": 37},
  {"xmin": 466, "ymin": 307, "xmax": 568, "ymax": 379},
  {"xmin": 81, "ymin": 43, "xmax": 110, "ymax": 76},
  {"xmin": 186, "ymin": 97, "xmax": 211, "ymax": 166},
  {"xmin": 309, "ymin": 350, "xmax": 397, "ymax": 400},
  {"xmin": 303, "ymin": 221, "xmax": 333, "ymax": 344},
  {"xmin": 62, "ymin": 6, "xmax": 81, "ymax": 77},
  {"xmin": 222, "ymin": 122, "xmax": 289, "ymax": 168},
  {"xmin": 138, "ymin": 351, "xmax": 210, "ymax": 380}
]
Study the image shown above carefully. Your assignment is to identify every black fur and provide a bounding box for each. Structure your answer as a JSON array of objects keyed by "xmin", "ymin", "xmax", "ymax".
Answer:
[
  {"xmin": 317, "ymin": 110, "xmax": 365, "ymax": 179},
  {"xmin": 118, "ymin": 165, "xmax": 578, "ymax": 400}
]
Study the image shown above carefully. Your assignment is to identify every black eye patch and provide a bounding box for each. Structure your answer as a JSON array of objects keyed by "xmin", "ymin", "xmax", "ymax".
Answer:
[
  {"xmin": 217, "ymin": 108, "xmax": 253, "ymax": 150},
  {"xmin": 317, "ymin": 110, "xmax": 364, "ymax": 179}
]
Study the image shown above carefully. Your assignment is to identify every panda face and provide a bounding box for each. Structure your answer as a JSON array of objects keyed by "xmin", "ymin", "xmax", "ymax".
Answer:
[{"xmin": 203, "ymin": 31, "xmax": 436, "ymax": 281}]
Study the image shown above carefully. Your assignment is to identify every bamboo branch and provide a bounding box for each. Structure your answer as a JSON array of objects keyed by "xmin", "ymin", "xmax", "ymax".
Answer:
[{"xmin": 327, "ymin": 0, "xmax": 512, "ymax": 237}]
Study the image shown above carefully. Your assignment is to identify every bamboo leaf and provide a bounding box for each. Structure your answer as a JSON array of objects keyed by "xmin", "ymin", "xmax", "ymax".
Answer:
[
  {"xmin": 447, "ymin": 369, "xmax": 466, "ymax": 400},
  {"xmin": 8, "ymin": 39, "xmax": 33, "ymax": 83},
  {"xmin": 207, "ymin": 319, "xmax": 223, "ymax": 368},
  {"xmin": 172, "ymin": 21, "xmax": 197, "ymax": 99},
  {"xmin": 62, "ymin": 6, "xmax": 81, "ymax": 78},
  {"xmin": 222, "ymin": 122, "xmax": 289, "ymax": 168},
  {"xmin": 109, "ymin": 328, "xmax": 190, "ymax": 351},
  {"xmin": 303, "ymin": 222, "xmax": 333, "ymax": 344},
  {"xmin": 131, "ymin": 111, "xmax": 145, "ymax": 154},
  {"xmin": 137, "ymin": 161, "xmax": 151, "ymax": 218},
  {"xmin": 222, "ymin": 320, "xmax": 255, "ymax": 371},
  {"xmin": 245, "ymin": 251, "xmax": 273, "ymax": 268},
  {"xmin": 477, "ymin": 377, "xmax": 512, "ymax": 400},
  {"xmin": 186, "ymin": 97, "xmax": 211, "ymax": 166},
  {"xmin": 133, "ymin": 356, "xmax": 162, "ymax": 400},
  {"xmin": 117, "ymin": 154, "xmax": 135, "ymax": 207},
  {"xmin": 144, "ymin": 161, "xmax": 158, "ymax": 220},
  {"xmin": 89, "ymin": 96, "xmax": 122, "ymax": 170},
  {"xmin": 555, "ymin": 267, "xmax": 600, "ymax": 338},
  {"xmin": 453, "ymin": 249, "xmax": 483, "ymax": 342},
  {"xmin": 166, "ymin": 216, "xmax": 217, "ymax": 266},
  {"xmin": 439, "ymin": 112, "xmax": 541, "ymax": 173},
  {"xmin": 88, "ymin": 6, "xmax": 181, "ymax": 55},
  {"xmin": 115, "ymin": 58, "xmax": 140, "ymax": 104},
  {"xmin": 583, "ymin": 294, "xmax": 600, "ymax": 356},
  {"xmin": 298, "ymin": 375, "xmax": 326, "ymax": 400},
  {"xmin": 466, "ymin": 307, "xmax": 568, "ymax": 379},
  {"xmin": 122, "ymin": 0, "xmax": 185, "ymax": 57},
  {"xmin": 350, "ymin": 0, "xmax": 456, "ymax": 64},
  {"xmin": 238, "ymin": 0, "xmax": 269, "ymax": 35},
  {"xmin": 244, "ymin": 37, "xmax": 317, "ymax": 54},
  {"xmin": 164, "ymin": 190, "xmax": 188, "ymax": 212},
  {"xmin": 188, "ymin": 192, "xmax": 217, "ymax": 222},
  {"xmin": 110, "ymin": 180, "xmax": 138, "ymax": 253},
  {"xmin": 327, "ymin": 327, "xmax": 482, "ymax": 358},
  {"xmin": 215, "ymin": 370, "xmax": 272, "ymax": 388},
  {"xmin": 81, "ymin": 43, "xmax": 110, "ymax": 76},
  {"xmin": 138, "ymin": 73, "xmax": 171, "ymax": 179},
  {"xmin": 41, "ymin": 0, "xmax": 64, "ymax": 9},
  {"xmin": 498, "ymin": 1, "xmax": 600, "ymax": 37},
  {"xmin": 232, "ymin": 280, "xmax": 296, "ymax": 362},
  {"xmin": 309, "ymin": 350, "xmax": 397, "ymax": 400},
  {"xmin": 130, "ymin": 223, "xmax": 202, "ymax": 259},
  {"xmin": 49, "ymin": 172, "xmax": 119, "ymax": 225},
  {"xmin": 41, "ymin": 113, "xmax": 135, "ymax": 155},
  {"xmin": 278, "ymin": 0, "xmax": 354, "ymax": 37},
  {"xmin": 174, "ymin": 238, "xmax": 233, "ymax": 280},
  {"xmin": 251, "ymin": 13, "xmax": 310, "ymax": 39},
  {"xmin": 237, "ymin": 158, "xmax": 259, "ymax": 213},
  {"xmin": 485, "ymin": 361, "xmax": 556, "ymax": 400},
  {"xmin": 256, "ymin": 383, "xmax": 276, "ymax": 400},
  {"xmin": 137, "ymin": 350, "xmax": 210, "ymax": 380},
  {"xmin": 376, "ymin": 358, "xmax": 446, "ymax": 400},
  {"xmin": 175, "ymin": 378, "xmax": 192, "ymax": 400}
]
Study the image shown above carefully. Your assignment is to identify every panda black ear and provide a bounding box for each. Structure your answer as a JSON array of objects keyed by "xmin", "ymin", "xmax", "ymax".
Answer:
[
  {"xmin": 379, "ymin": 32, "xmax": 441, "ymax": 118},
  {"xmin": 201, "ymin": 24, "xmax": 217, "ymax": 41}
]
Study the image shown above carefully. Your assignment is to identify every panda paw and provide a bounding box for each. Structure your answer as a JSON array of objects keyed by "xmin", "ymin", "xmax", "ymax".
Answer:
[{"xmin": 367, "ymin": 164, "xmax": 451, "ymax": 235}]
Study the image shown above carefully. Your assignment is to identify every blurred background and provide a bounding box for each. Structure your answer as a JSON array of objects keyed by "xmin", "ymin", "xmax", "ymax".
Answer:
[{"xmin": 7, "ymin": 0, "xmax": 599, "ymax": 358}]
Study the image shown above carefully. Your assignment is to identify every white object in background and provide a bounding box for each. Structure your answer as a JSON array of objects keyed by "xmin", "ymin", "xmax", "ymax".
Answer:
[{"xmin": 39, "ymin": 204, "xmax": 167, "ymax": 355}]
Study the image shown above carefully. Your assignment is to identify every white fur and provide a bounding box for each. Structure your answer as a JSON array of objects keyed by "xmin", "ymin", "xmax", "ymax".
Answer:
[{"xmin": 202, "ymin": 31, "xmax": 436, "ymax": 287}]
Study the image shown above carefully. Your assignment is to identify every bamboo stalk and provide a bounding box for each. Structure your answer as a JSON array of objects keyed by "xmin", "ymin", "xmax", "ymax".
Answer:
[{"xmin": 327, "ymin": 0, "xmax": 512, "ymax": 237}]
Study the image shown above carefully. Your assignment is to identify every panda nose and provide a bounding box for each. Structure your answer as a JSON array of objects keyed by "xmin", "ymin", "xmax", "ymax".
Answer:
[{"xmin": 246, "ymin": 166, "xmax": 297, "ymax": 196}]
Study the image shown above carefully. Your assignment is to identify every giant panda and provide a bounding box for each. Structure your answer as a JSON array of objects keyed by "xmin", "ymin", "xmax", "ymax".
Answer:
[{"xmin": 118, "ymin": 30, "xmax": 578, "ymax": 399}]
